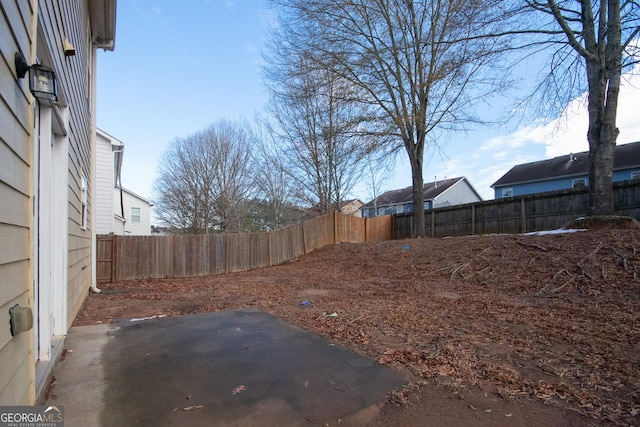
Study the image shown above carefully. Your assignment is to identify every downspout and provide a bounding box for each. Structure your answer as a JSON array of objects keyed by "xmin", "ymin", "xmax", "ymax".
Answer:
[
  {"xmin": 90, "ymin": 47, "xmax": 101, "ymax": 294},
  {"xmin": 113, "ymin": 145, "xmax": 125, "ymax": 220}
]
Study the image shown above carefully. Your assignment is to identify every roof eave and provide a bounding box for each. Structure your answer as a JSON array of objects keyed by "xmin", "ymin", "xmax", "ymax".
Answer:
[{"xmin": 89, "ymin": 0, "xmax": 117, "ymax": 51}]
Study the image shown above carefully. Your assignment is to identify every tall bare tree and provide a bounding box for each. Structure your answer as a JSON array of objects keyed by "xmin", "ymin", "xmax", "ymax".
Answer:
[
  {"xmin": 508, "ymin": 1, "xmax": 640, "ymax": 215},
  {"xmin": 268, "ymin": 0, "xmax": 505, "ymax": 236},
  {"xmin": 362, "ymin": 147, "xmax": 395, "ymax": 217},
  {"xmin": 153, "ymin": 120, "xmax": 254, "ymax": 233},
  {"xmin": 264, "ymin": 35, "xmax": 376, "ymax": 214},
  {"xmin": 245, "ymin": 115, "xmax": 304, "ymax": 230}
]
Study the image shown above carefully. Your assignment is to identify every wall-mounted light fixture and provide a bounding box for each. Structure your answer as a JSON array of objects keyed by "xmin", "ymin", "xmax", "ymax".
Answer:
[{"xmin": 15, "ymin": 52, "xmax": 58, "ymax": 102}]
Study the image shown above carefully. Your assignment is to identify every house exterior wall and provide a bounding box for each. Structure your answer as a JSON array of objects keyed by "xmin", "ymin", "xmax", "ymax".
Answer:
[
  {"xmin": 494, "ymin": 178, "xmax": 584, "ymax": 199},
  {"xmin": 433, "ymin": 181, "xmax": 482, "ymax": 208},
  {"xmin": 0, "ymin": 0, "xmax": 113, "ymax": 405},
  {"xmin": 341, "ymin": 200, "xmax": 363, "ymax": 217},
  {"xmin": 0, "ymin": 0, "xmax": 37, "ymax": 406},
  {"xmin": 122, "ymin": 190, "xmax": 153, "ymax": 235},
  {"xmin": 614, "ymin": 168, "xmax": 640, "ymax": 182},
  {"xmin": 363, "ymin": 179, "xmax": 481, "ymax": 218},
  {"xmin": 362, "ymin": 203, "xmax": 412, "ymax": 218},
  {"xmin": 95, "ymin": 131, "xmax": 116, "ymax": 234},
  {"xmin": 494, "ymin": 168, "xmax": 640, "ymax": 199},
  {"xmin": 113, "ymin": 188, "xmax": 126, "ymax": 234},
  {"xmin": 39, "ymin": 0, "xmax": 95, "ymax": 337}
]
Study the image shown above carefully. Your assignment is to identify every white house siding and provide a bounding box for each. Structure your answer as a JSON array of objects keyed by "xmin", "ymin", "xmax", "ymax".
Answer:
[
  {"xmin": 0, "ymin": 0, "xmax": 37, "ymax": 405},
  {"xmin": 122, "ymin": 189, "xmax": 153, "ymax": 235},
  {"xmin": 433, "ymin": 179, "xmax": 482, "ymax": 208},
  {"xmin": 95, "ymin": 131, "xmax": 119, "ymax": 234}
]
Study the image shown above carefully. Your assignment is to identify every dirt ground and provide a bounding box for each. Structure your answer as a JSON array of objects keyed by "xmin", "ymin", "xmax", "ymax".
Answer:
[{"xmin": 74, "ymin": 227, "xmax": 640, "ymax": 426}]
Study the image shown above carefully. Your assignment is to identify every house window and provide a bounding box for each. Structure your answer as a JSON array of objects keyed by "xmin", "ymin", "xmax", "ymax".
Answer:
[
  {"xmin": 131, "ymin": 207, "xmax": 141, "ymax": 223},
  {"xmin": 81, "ymin": 173, "xmax": 87, "ymax": 230},
  {"xmin": 631, "ymin": 171, "xmax": 640, "ymax": 180},
  {"xmin": 502, "ymin": 188, "xmax": 513, "ymax": 197},
  {"xmin": 572, "ymin": 178, "xmax": 587, "ymax": 188}
]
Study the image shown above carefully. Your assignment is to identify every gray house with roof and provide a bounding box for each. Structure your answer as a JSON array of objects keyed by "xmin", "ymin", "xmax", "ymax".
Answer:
[
  {"xmin": 491, "ymin": 141, "xmax": 640, "ymax": 199},
  {"xmin": 362, "ymin": 177, "xmax": 483, "ymax": 218}
]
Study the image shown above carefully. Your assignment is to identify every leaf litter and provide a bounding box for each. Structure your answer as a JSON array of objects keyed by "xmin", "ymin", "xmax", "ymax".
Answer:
[{"xmin": 77, "ymin": 228, "xmax": 640, "ymax": 425}]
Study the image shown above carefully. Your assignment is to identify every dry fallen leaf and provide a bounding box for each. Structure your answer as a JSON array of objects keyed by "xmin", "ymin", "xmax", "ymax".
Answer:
[
  {"xmin": 232, "ymin": 385, "xmax": 246, "ymax": 395},
  {"xmin": 171, "ymin": 407, "xmax": 177, "ymax": 412},
  {"xmin": 182, "ymin": 405, "xmax": 203, "ymax": 411},
  {"xmin": 468, "ymin": 405, "xmax": 477, "ymax": 411}
]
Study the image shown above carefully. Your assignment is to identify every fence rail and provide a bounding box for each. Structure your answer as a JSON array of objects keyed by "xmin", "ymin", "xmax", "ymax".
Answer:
[{"xmin": 97, "ymin": 212, "xmax": 393, "ymax": 283}]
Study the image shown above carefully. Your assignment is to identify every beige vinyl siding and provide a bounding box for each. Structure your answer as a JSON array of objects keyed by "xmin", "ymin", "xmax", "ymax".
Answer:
[
  {"xmin": 37, "ymin": 0, "xmax": 94, "ymax": 323},
  {"xmin": 0, "ymin": 0, "xmax": 36, "ymax": 405}
]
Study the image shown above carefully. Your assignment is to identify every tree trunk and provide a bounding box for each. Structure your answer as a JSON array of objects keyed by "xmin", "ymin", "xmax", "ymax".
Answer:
[
  {"xmin": 409, "ymin": 151, "xmax": 425, "ymax": 238},
  {"xmin": 587, "ymin": 126, "xmax": 617, "ymax": 215},
  {"xmin": 584, "ymin": 1, "xmax": 621, "ymax": 216}
]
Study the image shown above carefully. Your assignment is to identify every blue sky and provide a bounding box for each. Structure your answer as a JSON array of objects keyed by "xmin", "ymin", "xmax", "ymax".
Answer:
[{"xmin": 97, "ymin": 0, "xmax": 640, "ymax": 206}]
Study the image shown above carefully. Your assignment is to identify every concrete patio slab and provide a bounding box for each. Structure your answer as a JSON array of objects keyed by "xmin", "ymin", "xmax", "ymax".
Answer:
[{"xmin": 48, "ymin": 309, "xmax": 406, "ymax": 426}]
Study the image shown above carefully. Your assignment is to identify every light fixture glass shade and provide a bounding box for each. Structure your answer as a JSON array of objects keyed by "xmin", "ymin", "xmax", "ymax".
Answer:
[{"xmin": 29, "ymin": 64, "xmax": 58, "ymax": 101}]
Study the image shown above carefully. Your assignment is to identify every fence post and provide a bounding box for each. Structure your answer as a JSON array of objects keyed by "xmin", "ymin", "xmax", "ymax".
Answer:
[
  {"xmin": 471, "ymin": 205, "xmax": 476, "ymax": 235},
  {"xmin": 302, "ymin": 222, "xmax": 307, "ymax": 255},
  {"xmin": 111, "ymin": 234, "xmax": 118, "ymax": 283},
  {"xmin": 268, "ymin": 231, "xmax": 272, "ymax": 266},
  {"xmin": 521, "ymin": 198, "xmax": 526, "ymax": 233},
  {"xmin": 431, "ymin": 211, "xmax": 435, "ymax": 238},
  {"xmin": 334, "ymin": 211, "xmax": 338, "ymax": 244},
  {"xmin": 225, "ymin": 233, "xmax": 230, "ymax": 273},
  {"xmin": 364, "ymin": 217, "xmax": 367, "ymax": 242}
]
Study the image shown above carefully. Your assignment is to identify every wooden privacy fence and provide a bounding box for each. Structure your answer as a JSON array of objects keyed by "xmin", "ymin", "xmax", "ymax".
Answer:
[
  {"xmin": 394, "ymin": 180, "xmax": 640, "ymax": 239},
  {"xmin": 96, "ymin": 212, "xmax": 393, "ymax": 283}
]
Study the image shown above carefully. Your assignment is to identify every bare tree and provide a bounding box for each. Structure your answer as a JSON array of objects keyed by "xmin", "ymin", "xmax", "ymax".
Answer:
[
  {"xmin": 362, "ymin": 145, "xmax": 395, "ymax": 217},
  {"xmin": 153, "ymin": 120, "xmax": 254, "ymax": 233},
  {"xmin": 244, "ymin": 115, "xmax": 304, "ymax": 230},
  {"xmin": 505, "ymin": 1, "xmax": 640, "ymax": 215},
  {"xmin": 263, "ymin": 38, "xmax": 376, "ymax": 214},
  {"xmin": 268, "ymin": 0, "xmax": 505, "ymax": 237}
]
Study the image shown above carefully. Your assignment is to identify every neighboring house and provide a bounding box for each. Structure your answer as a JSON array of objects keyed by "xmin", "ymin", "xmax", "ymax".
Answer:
[
  {"xmin": 362, "ymin": 177, "xmax": 483, "ymax": 218},
  {"xmin": 305, "ymin": 199, "xmax": 364, "ymax": 218},
  {"xmin": 0, "ymin": 0, "xmax": 116, "ymax": 405},
  {"xmin": 96, "ymin": 129, "xmax": 126, "ymax": 235},
  {"xmin": 95, "ymin": 129, "xmax": 154, "ymax": 235},
  {"xmin": 122, "ymin": 188, "xmax": 154, "ymax": 235},
  {"xmin": 492, "ymin": 141, "xmax": 640, "ymax": 199},
  {"xmin": 340, "ymin": 199, "xmax": 363, "ymax": 217}
]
